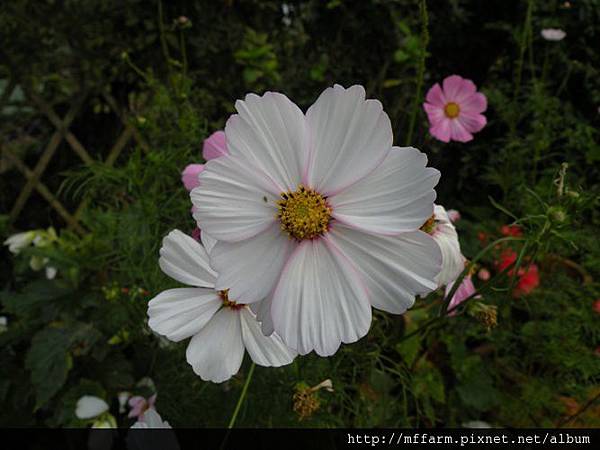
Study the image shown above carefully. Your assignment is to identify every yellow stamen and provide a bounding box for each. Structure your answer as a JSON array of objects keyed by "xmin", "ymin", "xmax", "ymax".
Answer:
[
  {"xmin": 444, "ymin": 102, "xmax": 460, "ymax": 119},
  {"xmin": 219, "ymin": 289, "xmax": 244, "ymax": 310},
  {"xmin": 276, "ymin": 185, "xmax": 332, "ymax": 240}
]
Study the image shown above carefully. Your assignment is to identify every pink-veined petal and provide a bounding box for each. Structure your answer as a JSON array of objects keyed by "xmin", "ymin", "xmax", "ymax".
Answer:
[
  {"xmin": 227, "ymin": 92, "xmax": 309, "ymax": 192},
  {"xmin": 147, "ymin": 288, "xmax": 221, "ymax": 342},
  {"xmin": 211, "ymin": 225, "xmax": 296, "ymax": 304},
  {"xmin": 443, "ymin": 75, "xmax": 477, "ymax": 103},
  {"xmin": 330, "ymin": 147, "xmax": 439, "ymax": 235},
  {"xmin": 271, "ymin": 238, "xmax": 371, "ymax": 356},
  {"xmin": 425, "ymin": 83, "xmax": 447, "ymax": 107},
  {"xmin": 305, "ymin": 85, "xmax": 392, "ymax": 196},
  {"xmin": 191, "ymin": 154, "xmax": 279, "ymax": 242},
  {"xmin": 159, "ymin": 230, "xmax": 217, "ymax": 288},
  {"xmin": 186, "ymin": 308, "xmax": 245, "ymax": 383},
  {"xmin": 239, "ymin": 308, "xmax": 296, "ymax": 367},
  {"xmin": 329, "ymin": 225, "xmax": 441, "ymax": 314}
]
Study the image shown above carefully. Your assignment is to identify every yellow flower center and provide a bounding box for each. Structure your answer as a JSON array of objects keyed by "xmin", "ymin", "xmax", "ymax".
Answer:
[
  {"xmin": 444, "ymin": 102, "xmax": 460, "ymax": 119},
  {"xmin": 219, "ymin": 289, "xmax": 244, "ymax": 310},
  {"xmin": 420, "ymin": 214, "xmax": 437, "ymax": 234},
  {"xmin": 276, "ymin": 184, "xmax": 332, "ymax": 240}
]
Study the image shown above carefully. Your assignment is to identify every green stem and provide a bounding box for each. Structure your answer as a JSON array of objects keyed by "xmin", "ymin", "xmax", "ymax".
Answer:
[
  {"xmin": 511, "ymin": 0, "xmax": 534, "ymax": 133},
  {"xmin": 227, "ymin": 362, "xmax": 255, "ymax": 429},
  {"xmin": 405, "ymin": 0, "xmax": 429, "ymax": 146}
]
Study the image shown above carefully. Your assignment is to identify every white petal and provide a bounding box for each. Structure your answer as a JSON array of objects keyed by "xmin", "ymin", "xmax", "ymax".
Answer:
[
  {"xmin": 159, "ymin": 230, "xmax": 217, "ymax": 288},
  {"xmin": 3, "ymin": 231, "xmax": 35, "ymax": 254},
  {"xmin": 200, "ymin": 231, "xmax": 218, "ymax": 255},
  {"xmin": 227, "ymin": 91, "xmax": 309, "ymax": 192},
  {"xmin": 147, "ymin": 288, "xmax": 221, "ymax": 342},
  {"xmin": 185, "ymin": 308, "xmax": 245, "ymax": 383},
  {"xmin": 271, "ymin": 238, "xmax": 371, "ymax": 356},
  {"xmin": 139, "ymin": 409, "xmax": 171, "ymax": 429},
  {"xmin": 329, "ymin": 225, "xmax": 441, "ymax": 314},
  {"xmin": 305, "ymin": 85, "xmax": 392, "ymax": 195},
  {"xmin": 75, "ymin": 396, "xmax": 109, "ymax": 419},
  {"xmin": 192, "ymin": 154, "xmax": 279, "ymax": 242},
  {"xmin": 212, "ymin": 225, "xmax": 296, "ymax": 304},
  {"xmin": 330, "ymin": 147, "xmax": 440, "ymax": 235},
  {"xmin": 239, "ymin": 308, "xmax": 296, "ymax": 367},
  {"xmin": 249, "ymin": 297, "xmax": 275, "ymax": 336},
  {"xmin": 433, "ymin": 205, "xmax": 465, "ymax": 286}
]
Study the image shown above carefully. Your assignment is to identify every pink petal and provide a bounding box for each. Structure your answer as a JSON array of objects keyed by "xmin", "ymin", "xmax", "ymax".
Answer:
[
  {"xmin": 443, "ymin": 75, "xmax": 477, "ymax": 103},
  {"xmin": 423, "ymin": 102, "xmax": 445, "ymax": 124},
  {"xmin": 460, "ymin": 92, "xmax": 487, "ymax": 114},
  {"xmin": 458, "ymin": 112, "xmax": 487, "ymax": 134},
  {"xmin": 181, "ymin": 164, "xmax": 204, "ymax": 191},
  {"xmin": 429, "ymin": 118, "xmax": 452, "ymax": 143},
  {"xmin": 449, "ymin": 119, "xmax": 473, "ymax": 142},
  {"xmin": 202, "ymin": 131, "xmax": 228, "ymax": 161},
  {"xmin": 446, "ymin": 275, "xmax": 479, "ymax": 316},
  {"xmin": 425, "ymin": 83, "xmax": 446, "ymax": 107}
]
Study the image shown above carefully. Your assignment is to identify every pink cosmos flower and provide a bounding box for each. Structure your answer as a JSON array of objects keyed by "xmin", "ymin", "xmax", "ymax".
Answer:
[
  {"xmin": 181, "ymin": 131, "xmax": 229, "ymax": 191},
  {"xmin": 446, "ymin": 275, "xmax": 480, "ymax": 316},
  {"xmin": 128, "ymin": 394, "xmax": 156, "ymax": 421},
  {"xmin": 423, "ymin": 75, "xmax": 487, "ymax": 143}
]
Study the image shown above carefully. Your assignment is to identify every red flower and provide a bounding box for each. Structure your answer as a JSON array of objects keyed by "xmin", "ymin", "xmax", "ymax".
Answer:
[
  {"xmin": 593, "ymin": 300, "xmax": 600, "ymax": 315},
  {"xmin": 514, "ymin": 264, "xmax": 540, "ymax": 298},
  {"xmin": 501, "ymin": 225, "xmax": 523, "ymax": 237},
  {"xmin": 495, "ymin": 249, "xmax": 539, "ymax": 298}
]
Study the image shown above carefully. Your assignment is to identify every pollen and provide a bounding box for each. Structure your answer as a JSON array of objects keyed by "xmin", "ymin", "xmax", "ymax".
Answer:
[
  {"xmin": 276, "ymin": 185, "xmax": 332, "ymax": 240},
  {"xmin": 219, "ymin": 289, "xmax": 244, "ymax": 310},
  {"xmin": 444, "ymin": 102, "xmax": 460, "ymax": 119},
  {"xmin": 420, "ymin": 214, "xmax": 437, "ymax": 234}
]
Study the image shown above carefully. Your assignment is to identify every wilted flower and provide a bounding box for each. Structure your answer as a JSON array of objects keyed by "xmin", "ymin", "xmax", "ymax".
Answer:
[
  {"xmin": 76, "ymin": 396, "xmax": 110, "ymax": 420},
  {"xmin": 541, "ymin": 28, "xmax": 566, "ymax": 41},
  {"xmin": 292, "ymin": 379, "xmax": 334, "ymax": 421},
  {"xmin": 192, "ymin": 85, "xmax": 441, "ymax": 356},
  {"xmin": 147, "ymin": 230, "xmax": 296, "ymax": 382},
  {"xmin": 421, "ymin": 205, "xmax": 465, "ymax": 287},
  {"xmin": 423, "ymin": 75, "xmax": 487, "ymax": 143},
  {"xmin": 470, "ymin": 302, "xmax": 498, "ymax": 331}
]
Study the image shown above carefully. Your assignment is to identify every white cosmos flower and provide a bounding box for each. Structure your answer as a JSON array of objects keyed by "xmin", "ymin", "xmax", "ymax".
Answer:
[
  {"xmin": 191, "ymin": 84, "xmax": 442, "ymax": 356},
  {"xmin": 147, "ymin": 230, "xmax": 296, "ymax": 383},
  {"xmin": 76, "ymin": 395, "xmax": 110, "ymax": 420},
  {"xmin": 422, "ymin": 204, "xmax": 465, "ymax": 287}
]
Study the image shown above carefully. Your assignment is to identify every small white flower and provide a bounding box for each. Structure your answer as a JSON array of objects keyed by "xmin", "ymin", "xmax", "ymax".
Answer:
[
  {"xmin": 131, "ymin": 409, "xmax": 171, "ymax": 429},
  {"xmin": 3, "ymin": 231, "xmax": 36, "ymax": 254},
  {"xmin": 422, "ymin": 205, "xmax": 465, "ymax": 287},
  {"xmin": 147, "ymin": 230, "xmax": 296, "ymax": 383},
  {"xmin": 76, "ymin": 395, "xmax": 109, "ymax": 420},
  {"xmin": 191, "ymin": 85, "xmax": 441, "ymax": 356},
  {"xmin": 0, "ymin": 316, "xmax": 7, "ymax": 333},
  {"xmin": 541, "ymin": 28, "xmax": 566, "ymax": 41}
]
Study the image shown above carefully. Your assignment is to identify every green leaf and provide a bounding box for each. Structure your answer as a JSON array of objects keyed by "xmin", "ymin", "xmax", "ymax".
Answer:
[{"xmin": 25, "ymin": 327, "xmax": 73, "ymax": 410}]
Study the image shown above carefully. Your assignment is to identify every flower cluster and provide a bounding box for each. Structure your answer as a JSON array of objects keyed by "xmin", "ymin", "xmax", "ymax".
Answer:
[
  {"xmin": 3, "ymin": 227, "xmax": 59, "ymax": 279},
  {"xmin": 147, "ymin": 84, "xmax": 500, "ymax": 385}
]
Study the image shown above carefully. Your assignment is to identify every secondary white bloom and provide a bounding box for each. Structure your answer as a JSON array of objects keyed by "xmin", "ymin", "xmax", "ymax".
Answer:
[
  {"xmin": 147, "ymin": 230, "xmax": 296, "ymax": 383},
  {"xmin": 191, "ymin": 85, "xmax": 441, "ymax": 356},
  {"xmin": 76, "ymin": 395, "xmax": 109, "ymax": 420},
  {"xmin": 0, "ymin": 316, "xmax": 7, "ymax": 333},
  {"xmin": 3, "ymin": 231, "xmax": 36, "ymax": 254},
  {"xmin": 131, "ymin": 409, "xmax": 171, "ymax": 429},
  {"xmin": 421, "ymin": 204, "xmax": 465, "ymax": 287},
  {"xmin": 541, "ymin": 28, "xmax": 566, "ymax": 41}
]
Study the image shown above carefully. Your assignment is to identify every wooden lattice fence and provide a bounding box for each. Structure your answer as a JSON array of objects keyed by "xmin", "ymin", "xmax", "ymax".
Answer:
[{"xmin": 1, "ymin": 83, "xmax": 149, "ymax": 235}]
